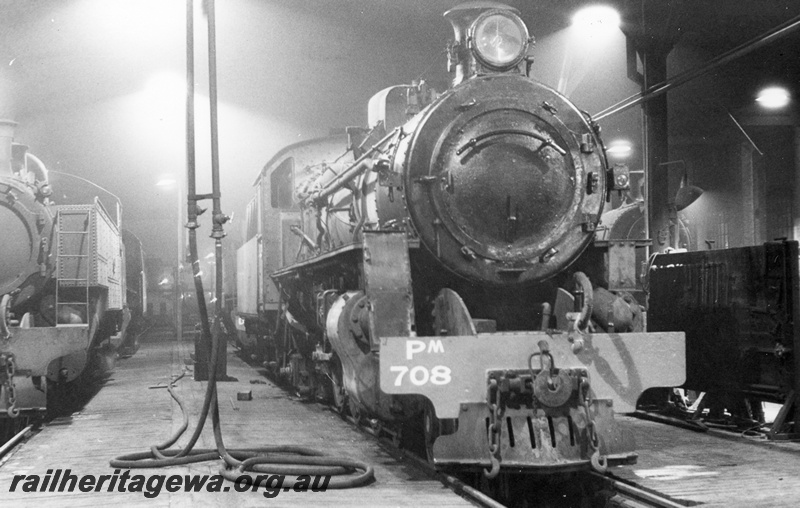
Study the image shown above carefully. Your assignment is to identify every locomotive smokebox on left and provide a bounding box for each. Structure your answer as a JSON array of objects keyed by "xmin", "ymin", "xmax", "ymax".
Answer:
[{"xmin": 0, "ymin": 120, "xmax": 55, "ymax": 305}]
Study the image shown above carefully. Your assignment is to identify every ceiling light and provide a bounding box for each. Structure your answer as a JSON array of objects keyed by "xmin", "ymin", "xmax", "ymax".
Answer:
[
  {"xmin": 572, "ymin": 5, "xmax": 621, "ymax": 31},
  {"xmin": 157, "ymin": 177, "xmax": 177, "ymax": 187},
  {"xmin": 606, "ymin": 140, "xmax": 632, "ymax": 157},
  {"xmin": 756, "ymin": 87, "xmax": 790, "ymax": 109}
]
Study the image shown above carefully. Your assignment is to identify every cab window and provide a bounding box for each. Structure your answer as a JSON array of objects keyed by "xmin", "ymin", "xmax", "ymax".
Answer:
[{"xmin": 270, "ymin": 158, "xmax": 294, "ymax": 209}]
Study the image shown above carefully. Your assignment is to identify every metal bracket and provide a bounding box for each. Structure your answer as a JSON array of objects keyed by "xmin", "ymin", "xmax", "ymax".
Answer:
[
  {"xmin": 581, "ymin": 214, "xmax": 598, "ymax": 232},
  {"xmin": 581, "ymin": 133, "xmax": 595, "ymax": 153},
  {"xmin": 362, "ymin": 231, "xmax": 415, "ymax": 351},
  {"xmin": 586, "ymin": 172, "xmax": 600, "ymax": 194},
  {"xmin": 608, "ymin": 163, "xmax": 631, "ymax": 191},
  {"xmin": 374, "ymin": 159, "xmax": 402, "ymax": 188}
]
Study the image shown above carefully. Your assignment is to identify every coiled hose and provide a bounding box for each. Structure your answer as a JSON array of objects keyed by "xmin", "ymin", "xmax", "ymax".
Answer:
[{"xmin": 110, "ymin": 230, "xmax": 373, "ymax": 489}]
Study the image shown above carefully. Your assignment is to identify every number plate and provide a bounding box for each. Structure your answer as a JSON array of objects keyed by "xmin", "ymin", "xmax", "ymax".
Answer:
[{"xmin": 379, "ymin": 332, "xmax": 685, "ymax": 419}]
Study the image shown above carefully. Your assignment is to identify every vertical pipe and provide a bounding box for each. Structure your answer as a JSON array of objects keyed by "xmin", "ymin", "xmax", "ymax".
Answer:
[
  {"xmin": 207, "ymin": 0, "xmax": 222, "ymax": 240},
  {"xmin": 794, "ymin": 128, "xmax": 800, "ymax": 242},
  {"xmin": 740, "ymin": 143, "xmax": 755, "ymax": 245},
  {"xmin": 642, "ymin": 48, "xmax": 670, "ymax": 253},
  {"xmin": 186, "ymin": 0, "xmax": 213, "ymax": 379},
  {"xmin": 180, "ymin": 0, "xmax": 195, "ymax": 344},
  {"xmin": 207, "ymin": 0, "xmax": 227, "ymax": 378},
  {"xmin": 640, "ymin": 108, "xmax": 650, "ymax": 258},
  {"xmin": 793, "ymin": 250, "xmax": 800, "ymax": 436},
  {"xmin": 176, "ymin": 172, "xmax": 183, "ymax": 341},
  {"xmin": 186, "ymin": 0, "xmax": 196, "ymax": 232}
]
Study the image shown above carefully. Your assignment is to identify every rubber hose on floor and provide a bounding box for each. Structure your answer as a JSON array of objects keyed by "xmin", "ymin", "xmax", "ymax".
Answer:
[{"xmin": 109, "ymin": 226, "xmax": 373, "ymax": 489}]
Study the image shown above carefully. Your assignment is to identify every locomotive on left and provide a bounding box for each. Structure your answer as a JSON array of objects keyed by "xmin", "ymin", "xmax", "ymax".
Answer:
[{"xmin": 0, "ymin": 120, "xmax": 135, "ymax": 421}]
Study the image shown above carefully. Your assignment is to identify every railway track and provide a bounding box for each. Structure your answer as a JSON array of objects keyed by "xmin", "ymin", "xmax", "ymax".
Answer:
[
  {"xmin": 0, "ymin": 413, "xmax": 694, "ymax": 508},
  {"xmin": 364, "ymin": 420, "xmax": 689, "ymax": 508},
  {"xmin": 6, "ymin": 336, "xmax": 794, "ymax": 506},
  {"xmin": 1, "ymin": 344, "xmax": 735, "ymax": 508},
  {"xmin": 278, "ymin": 371, "xmax": 689, "ymax": 508},
  {"xmin": 1, "ymin": 335, "xmax": 691, "ymax": 508},
  {"xmin": 589, "ymin": 472, "xmax": 692, "ymax": 508},
  {"xmin": 0, "ymin": 423, "xmax": 35, "ymax": 463},
  {"xmin": 353, "ymin": 421, "xmax": 507, "ymax": 508}
]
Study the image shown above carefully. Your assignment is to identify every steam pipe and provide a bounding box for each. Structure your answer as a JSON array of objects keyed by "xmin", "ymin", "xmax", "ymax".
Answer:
[
  {"xmin": 310, "ymin": 128, "xmax": 398, "ymax": 203},
  {"xmin": 24, "ymin": 151, "xmax": 53, "ymax": 200},
  {"xmin": 24, "ymin": 152, "xmax": 49, "ymax": 185},
  {"xmin": 8, "ymin": 143, "xmax": 49, "ymax": 186},
  {"xmin": 313, "ymin": 158, "xmax": 373, "ymax": 203},
  {"xmin": 594, "ymin": 13, "xmax": 800, "ymax": 121}
]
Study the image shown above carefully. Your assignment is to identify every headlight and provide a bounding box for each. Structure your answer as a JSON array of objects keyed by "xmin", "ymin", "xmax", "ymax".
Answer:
[{"xmin": 471, "ymin": 11, "xmax": 529, "ymax": 69}]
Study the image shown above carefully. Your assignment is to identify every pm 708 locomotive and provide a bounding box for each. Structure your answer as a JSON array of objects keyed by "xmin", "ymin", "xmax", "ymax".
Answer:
[{"xmin": 235, "ymin": 2, "xmax": 685, "ymax": 476}]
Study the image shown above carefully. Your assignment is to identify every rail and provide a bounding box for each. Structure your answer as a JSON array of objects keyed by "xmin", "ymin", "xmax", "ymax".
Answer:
[
  {"xmin": 0, "ymin": 424, "xmax": 33, "ymax": 461},
  {"xmin": 589, "ymin": 471, "xmax": 688, "ymax": 508}
]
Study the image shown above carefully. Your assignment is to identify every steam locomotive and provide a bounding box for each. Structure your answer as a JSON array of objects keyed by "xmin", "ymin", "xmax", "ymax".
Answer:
[
  {"xmin": 0, "ymin": 119, "xmax": 137, "ymax": 424},
  {"xmin": 235, "ymin": 3, "xmax": 685, "ymax": 476}
]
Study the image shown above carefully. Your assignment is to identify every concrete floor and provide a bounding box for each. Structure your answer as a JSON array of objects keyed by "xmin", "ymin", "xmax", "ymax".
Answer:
[
  {"xmin": 611, "ymin": 414, "xmax": 800, "ymax": 507},
  {"xmin": 0, "ymin": 330, "xmax": 475, "ymax": 507}
]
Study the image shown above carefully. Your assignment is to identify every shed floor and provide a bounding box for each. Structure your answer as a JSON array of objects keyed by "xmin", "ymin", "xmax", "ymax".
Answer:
[
  {"xmin": 610, "ymin": 413, "xmax": 800, "ymax": 507},
  {"xmin": 5, "ymin": 327, "xmax": 800, "ymax": 507},
  {"xmin": 0, "ymin": 329, "xmax": 476, "ymax": 507}
]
